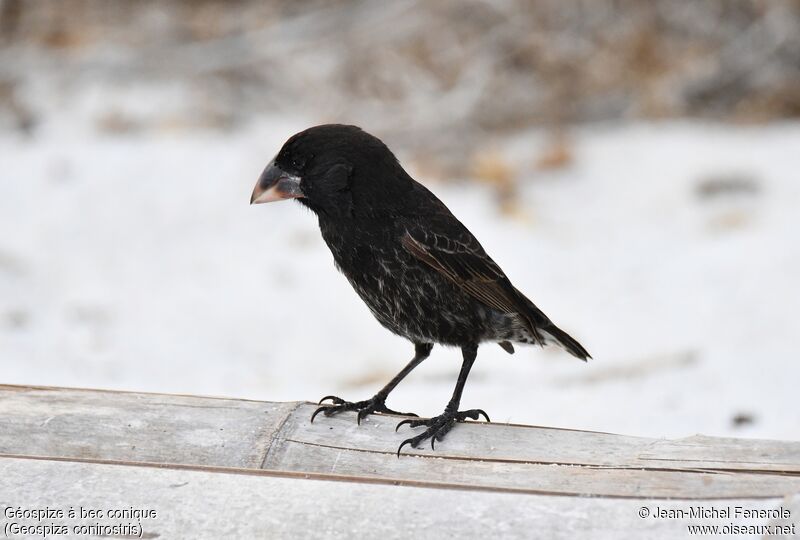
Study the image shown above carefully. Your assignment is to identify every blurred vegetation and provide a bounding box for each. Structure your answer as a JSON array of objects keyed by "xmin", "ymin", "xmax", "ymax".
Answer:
[{"xmin": 1, "ymin": 0, "xmax": 798, "ymax": 175}]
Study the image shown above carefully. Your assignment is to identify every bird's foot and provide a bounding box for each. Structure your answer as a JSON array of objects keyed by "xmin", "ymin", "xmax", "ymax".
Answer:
[
  {"xmin": 311, "ymin": 394, "xmax": 419, "ymax": 425},
  {"xmin": 395, "ymin": 408, "xmax": 490, "ymax": 456}
]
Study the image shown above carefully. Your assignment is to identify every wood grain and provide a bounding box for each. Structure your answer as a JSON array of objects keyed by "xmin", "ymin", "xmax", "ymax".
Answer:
[
  {"xmin": 4, "ymin": 457, "xmax": 796, "ymax": 540},
  {"xmin": 0, "ymin": 384, "xmax": 798, "ymax": 503}
]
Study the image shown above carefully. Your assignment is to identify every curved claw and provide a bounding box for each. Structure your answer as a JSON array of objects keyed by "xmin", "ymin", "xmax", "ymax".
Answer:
[
  {"xmin": 394, "ymin": 407, "xmax": 491, "ymax": 453},
  {"xmin": 396, "ymin": 438, "xmax": 415, "ymax": 458},
  {"xmin": 310, "ymin": 405, "xmax": 330, "ymax": 423},
  {"xmin": 395, "ymin": 418, "xmax": 416, "ymax": 432},
  {"xmin": 318, "ymin": 395, "xmax": 343, "ymax": 405},
  {"xmin": 474, "ymin": 409, "xmax": 491, "ymax": 423},
  {"xmin": 357, "ymin": 408, "xmax": 370, "ymax": 425}
]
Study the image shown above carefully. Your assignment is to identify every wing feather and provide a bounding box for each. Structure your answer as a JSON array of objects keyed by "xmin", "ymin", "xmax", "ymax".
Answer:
[{"xmin": 401, "ymin": 229, "xmax": 544, "ymax": 343}]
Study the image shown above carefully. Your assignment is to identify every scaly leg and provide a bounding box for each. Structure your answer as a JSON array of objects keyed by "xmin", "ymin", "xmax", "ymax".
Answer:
[
  {"xmin": 311, "ymin": 343, "xmax": 433, "ymax": 424},
  {"xmin": 395, "ymin": 343, "xmax": 490, "ymax": 456}
]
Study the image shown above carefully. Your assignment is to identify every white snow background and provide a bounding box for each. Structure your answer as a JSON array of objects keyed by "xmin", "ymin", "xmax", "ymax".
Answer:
[{"xmin": 2, "ymin": 116, "xmax": 799, "ymax": 440}]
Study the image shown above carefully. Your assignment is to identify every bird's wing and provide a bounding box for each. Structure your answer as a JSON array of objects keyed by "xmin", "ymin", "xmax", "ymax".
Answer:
[
  {"xmin": 402, "ymin": 223, "xmax": 589, "ymax": 359},
  {"xmin": 400, "ymin": 223, "xmax": 537, "ymax": 327}
]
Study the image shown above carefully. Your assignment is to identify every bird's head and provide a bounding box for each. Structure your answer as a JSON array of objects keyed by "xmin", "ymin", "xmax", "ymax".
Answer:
[{"xmin": 250, "ymin": 124, "xmax": 412, "ymax": 217}]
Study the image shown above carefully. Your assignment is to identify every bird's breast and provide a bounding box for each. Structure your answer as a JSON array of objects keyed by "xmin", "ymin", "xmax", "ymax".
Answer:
[{"xmin": 316, "ymin": 217, "xmax": 495, "ymax": 345}]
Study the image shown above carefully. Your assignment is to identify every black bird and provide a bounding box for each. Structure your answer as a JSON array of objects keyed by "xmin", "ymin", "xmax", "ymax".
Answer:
[{"xmin": 251, "ymin": 124, "xmax": 590, "ymax": 456}]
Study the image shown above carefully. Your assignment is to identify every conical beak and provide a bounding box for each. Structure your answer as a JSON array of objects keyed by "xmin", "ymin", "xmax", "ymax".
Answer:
[{"xmin": 250, "ymin": 160, "xmax": 303, "ymax": 204}]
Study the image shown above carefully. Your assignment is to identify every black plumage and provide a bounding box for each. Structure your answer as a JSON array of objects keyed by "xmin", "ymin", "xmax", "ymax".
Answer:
[{"xmin": 251, "ymin": 124, "xmax": 590, "ymax": 455}]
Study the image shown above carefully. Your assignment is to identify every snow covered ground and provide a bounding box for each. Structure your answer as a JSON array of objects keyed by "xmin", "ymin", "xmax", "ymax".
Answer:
[{"xmin": 2, "ymin": 119, "xmax": 798, "ymax": 441}]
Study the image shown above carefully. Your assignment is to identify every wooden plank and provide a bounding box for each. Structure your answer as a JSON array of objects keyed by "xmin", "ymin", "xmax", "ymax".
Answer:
[
  {"xmin": 1, "ymin": 457, "xmax": 797, "ymax": 540},
  {"xmin": 0, "ymin": 385, "xmax": 798, "ymax": 501},
  {"xmin": 267, "ymin": 404, "xmax": 800, "ymax": 499},
  {"xmin": 0, "ymin": 384, "xmax": 299, "ymax": 468},
  {"xmin": 637, "ymin": 435, "xmax": 800, "ymax": 470},
  {"xmin": 266, "ymin": 440, "xmax": 800, "ymax": 499},
  {"xmin": 279, "ymin": 404, "xmax": 800, "ymax": 473}
]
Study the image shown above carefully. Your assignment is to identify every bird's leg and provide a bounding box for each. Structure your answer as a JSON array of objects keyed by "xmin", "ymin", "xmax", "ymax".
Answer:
[
  {"xmin": 311, "ymin": 343, "xmax": 432, "ymax": 424},
  {"xmin": 396, "ymin": 344, "xmax": 490, "ymax": 456}
]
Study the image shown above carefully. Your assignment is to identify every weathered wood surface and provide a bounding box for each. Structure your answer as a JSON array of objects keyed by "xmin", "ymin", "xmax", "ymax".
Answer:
[
  {"xmin": 2, "ymin": 457, "xmax": 797, "ymax": 540},
  {"xmin": 1, "ymin": 384, "xmax": 799, "ymax": 539}
]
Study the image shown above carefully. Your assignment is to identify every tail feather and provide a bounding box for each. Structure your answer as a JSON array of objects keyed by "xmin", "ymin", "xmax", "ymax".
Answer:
[
  {"xmin": 510, "ymin": 285, "xmax": 591, "ymax": 361},
  {"xmin": 540, "ymin": 325, "xmax": 591, "ymax": 361}
]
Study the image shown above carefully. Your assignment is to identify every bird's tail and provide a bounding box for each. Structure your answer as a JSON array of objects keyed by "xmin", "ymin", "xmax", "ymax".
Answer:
[
  {"xmin": 512, "ymin": 285, "xmax": 591, "ymax": 361},
  {"xmin": 540, "ymin": 324, "xmax": 591, "ymax": 361}
]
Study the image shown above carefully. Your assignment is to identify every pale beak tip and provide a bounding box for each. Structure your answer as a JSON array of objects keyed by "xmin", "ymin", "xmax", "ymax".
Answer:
[
  {"xmin": 250, "ymin": 162, "xmax": 303, "ymax": 205},
  {"xmin": 250, "ymin": 186, "xmax": 265, "ymax": 205}
]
